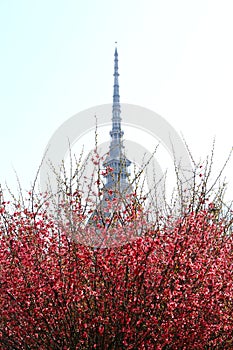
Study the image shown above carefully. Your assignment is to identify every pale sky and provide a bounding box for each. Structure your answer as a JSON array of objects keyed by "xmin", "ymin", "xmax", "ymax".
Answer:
[{"xmin": 0, "ymin": 0, "xmax": 233, "ymax": 203}]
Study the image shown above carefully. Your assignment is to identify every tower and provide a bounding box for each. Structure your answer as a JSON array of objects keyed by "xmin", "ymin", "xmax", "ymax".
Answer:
[
  {"xmin": 88, "ymin": 46, "xmax": 132, "ymax": 228},
  {"xmin": 102, "ymin": 46, "xmax": 131, "ymax": 198}
]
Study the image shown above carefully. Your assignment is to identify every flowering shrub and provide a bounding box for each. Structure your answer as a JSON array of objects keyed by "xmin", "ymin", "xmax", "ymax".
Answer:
[
  {"xmin": 0, "ymin": 189, "xmax": 233, "ymax": 349},
  {"xmin": 0, "ymin": 146, "xmax": 233, "ymax": 349}
]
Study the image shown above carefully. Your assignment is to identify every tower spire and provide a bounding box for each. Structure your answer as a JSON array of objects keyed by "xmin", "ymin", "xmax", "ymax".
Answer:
[
  {"xmin": 103, "ymin": 45, "xmax": 131, "ymax": 192},
  {"xmin": 87, "ymin": 45, "xmax": 133, "ymax": 229},
  {"xmin": 110, "ymin": 44, "xmax": 123, "ymax": 144}
]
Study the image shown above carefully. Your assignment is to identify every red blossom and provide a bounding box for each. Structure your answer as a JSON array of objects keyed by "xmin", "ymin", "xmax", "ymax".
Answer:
[{"xmin": 0, "ymin": 192, "xmax": 233, "ymax": 349}]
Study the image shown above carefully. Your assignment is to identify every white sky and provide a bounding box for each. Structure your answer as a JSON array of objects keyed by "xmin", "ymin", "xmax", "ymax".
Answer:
[{"xmin": 0, "ymin": 0, "xmax": 233, "ymax": 203}]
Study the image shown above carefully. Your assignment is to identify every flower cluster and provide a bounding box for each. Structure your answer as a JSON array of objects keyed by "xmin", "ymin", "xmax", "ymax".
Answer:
[{"xmin": 0, "ymin": 194, "xmax": 233, "ymax": 349}]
